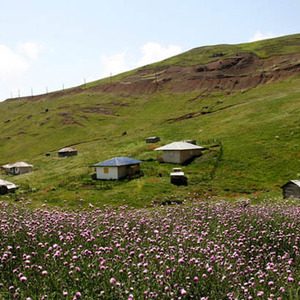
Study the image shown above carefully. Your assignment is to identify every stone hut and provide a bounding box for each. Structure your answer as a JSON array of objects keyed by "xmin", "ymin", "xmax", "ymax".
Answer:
[{"xmin": 58, "ymin": 147, "xmax": 78, "ymax": 157}]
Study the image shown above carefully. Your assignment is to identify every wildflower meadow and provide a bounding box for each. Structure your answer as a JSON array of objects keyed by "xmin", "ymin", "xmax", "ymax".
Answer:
[{"xmin": 0, "ymin": 200, "xmax": 299, "ymax": 299}]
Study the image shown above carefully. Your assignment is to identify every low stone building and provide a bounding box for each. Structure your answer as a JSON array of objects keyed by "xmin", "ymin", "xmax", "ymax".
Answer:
[
  {"xmin": 170, "ymin": 168, "xmax": 188, "ymax": 186},
  {"xmin": 0, "ymin": 179, "xmax": 17, "ymax": 194},
  {"xmin": 146, "ymin": 136, "xmax": 160, "ymax": 143},
  {"xmin": 58, "ymin": 147, "xmax": 78, "ymax": 157},
  {"xmin": 2, "ymin": 162, "xmax": 33, "ymax": 175},
  {"xmin": 281, "ymin": 180, "xmax": 300, "ymax": 200}
]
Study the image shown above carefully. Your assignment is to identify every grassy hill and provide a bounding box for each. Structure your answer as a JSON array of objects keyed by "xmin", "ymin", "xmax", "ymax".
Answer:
[{"xmin": 0, "ymin": 34, "xmax": 300, "ymax": 208}]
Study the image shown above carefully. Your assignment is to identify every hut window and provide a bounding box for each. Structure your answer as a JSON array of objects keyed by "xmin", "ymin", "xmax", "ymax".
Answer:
[
  {"xmin": 169, "ymin": 151, "xmax": 174, "ymax": 157},
  {"xmin": 104, "ymin": 167, "xmax": 109, "ymax": 174}
]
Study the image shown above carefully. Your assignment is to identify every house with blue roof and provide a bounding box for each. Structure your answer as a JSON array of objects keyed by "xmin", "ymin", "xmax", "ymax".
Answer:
[{"xmin": 91, "ymin": 157, "xmax": 142, "ymax": 180}]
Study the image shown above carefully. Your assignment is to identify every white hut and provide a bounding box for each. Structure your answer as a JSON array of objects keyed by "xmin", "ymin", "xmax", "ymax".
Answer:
[
  {"xmin": 91, "ymin": 157, "xmax": 142, "ymax": 180},
  {"xmin": 154, "ymin": 141, "xmax": 204, "ymax": 164},
  {"xmin": 281, "ymin": 180, "xmax": 300, "ymax": 200},
  {"xmin": 0, "ymin": 179, "xmax": 17, "ymax": 194},
  {"xmin": 2, "ymin": 162, "xmax": 33, "ymax": 175}
]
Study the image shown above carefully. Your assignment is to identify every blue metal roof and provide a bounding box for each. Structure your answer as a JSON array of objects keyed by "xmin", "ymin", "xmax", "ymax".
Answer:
[{"xmin": 91, "ymin": 157, "xmax": 142, "ymax": 167}]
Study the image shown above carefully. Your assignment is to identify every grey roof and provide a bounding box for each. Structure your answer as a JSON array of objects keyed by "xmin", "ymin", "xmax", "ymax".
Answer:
[
  {"xmin": 91, "ymin": 157, "xmax": 142, "ymax": 167},
  {"xmin": 170, "ymin": 172, "xmax": 185, "ymax": 177},
  {"xmin": 58, "ymin": 147, "xmax": 77, "ymax": 152},
  {"xmin": 281, "ymin": 180, "xmax": 300, "ymax": 188},
  {"xmin": 288, "ymin": 180, "xmax": 300, "ymax": 187},
  {"xmin": 2, "ymin": 162, "xmax": 33, "ymax": 168},
  {"xmin": 155, "ymin": 141, "xmax": 204, "ymax": 151},
  {"xmin": 0, "ymin": 179, "xmax": 17, "ymax": 190}
]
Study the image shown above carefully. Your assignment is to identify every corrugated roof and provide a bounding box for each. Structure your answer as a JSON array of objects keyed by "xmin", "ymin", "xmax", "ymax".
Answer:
[
  {"xmin": 2, "ymin": 162, "xmax": 33, "ymax": 168},
  {"xmin": 0, "ymin": 179, "xmax": 17, "ymax": 190},
  {"xmin": 155, "ymin": 141, "xmax": 204, "ymax": 151},
  {"xmin": 58, "ymin": 147, "xmax": 77, "ymax": 152},
  {"xmin": 91, "ymin": 157, "xmax": 142, "ymax": 167}
]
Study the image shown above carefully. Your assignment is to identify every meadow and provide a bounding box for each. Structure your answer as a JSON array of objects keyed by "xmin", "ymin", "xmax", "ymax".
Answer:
[
  {"xmin": 1, "ymin": 34, "xmax": 300, "ymax": 207},
  {"xmin": 0, "ymin": 199, "xmax": 299, "ymax": 299}
]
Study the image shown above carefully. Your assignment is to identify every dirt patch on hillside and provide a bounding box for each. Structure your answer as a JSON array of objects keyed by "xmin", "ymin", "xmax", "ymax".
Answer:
[
  {"xmin": 6, "ymin": 52, "xmax": 300, "ymax": 103},
  {"xmin": 88, "ymin": 52, "xmax": 300, "ymax": 96},
  {"xmin": 80, "ymin": 106, "xmax": 115, "ymax": 115},
  {"xmin": 59, "ymin": 113, "xmax": 84, "ymax": 127}
]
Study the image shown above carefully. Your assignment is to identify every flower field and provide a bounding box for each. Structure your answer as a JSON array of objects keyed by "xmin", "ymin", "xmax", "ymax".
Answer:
[{"xmin": 0, "ymin": 200, "xmax": 299, "ymax": 299}]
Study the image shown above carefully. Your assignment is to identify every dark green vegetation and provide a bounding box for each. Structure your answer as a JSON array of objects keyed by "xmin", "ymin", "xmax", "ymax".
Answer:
[{"xmin": 0, "ymin": 34, "xmax": 300, "ymax": 208}]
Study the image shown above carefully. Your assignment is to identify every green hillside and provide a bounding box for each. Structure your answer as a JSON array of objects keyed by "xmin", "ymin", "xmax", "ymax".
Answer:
[{"xmin": 0, "ymin": 34, "xmax": 300, "ymax": 208}]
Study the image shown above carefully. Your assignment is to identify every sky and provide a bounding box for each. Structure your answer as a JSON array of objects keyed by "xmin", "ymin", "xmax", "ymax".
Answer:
[{"xmin": 0, "ymin": 0, "xmax": 299, "ymax": 102}]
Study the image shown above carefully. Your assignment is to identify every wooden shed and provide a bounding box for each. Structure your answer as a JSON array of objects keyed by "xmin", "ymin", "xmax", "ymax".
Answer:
[
  {"xmin": 2, "ymin": 162, "xmax": 33, "ymax": 175},
  {"xmin": 154, "ymin": 141, "xmax": 204, "ymax": 164},
  {"xmin": 91, "ymin": 157, "xmax": 142, "ymax": 180},
  {"xmin": 281, "ymin": 180, "xmax": 300, "ymax": 200},
  {"xmin": 58, "ymin": 147, "xmax": 78, "ymax": 157},
  {"xmin": 0, "ymin": 179, "xmax": 17, "ymax": 194}
]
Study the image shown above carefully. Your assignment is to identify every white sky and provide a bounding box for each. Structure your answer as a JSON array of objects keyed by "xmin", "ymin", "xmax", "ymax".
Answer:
[{"xmin": 0, "ymin": 0, "xmax": 299, "ymax": 101}]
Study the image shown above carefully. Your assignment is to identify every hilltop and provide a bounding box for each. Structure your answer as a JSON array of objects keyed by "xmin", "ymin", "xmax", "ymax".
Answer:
[{"xmin": 0, "ymin": 34, "xmax": 300, "ymax": 207}]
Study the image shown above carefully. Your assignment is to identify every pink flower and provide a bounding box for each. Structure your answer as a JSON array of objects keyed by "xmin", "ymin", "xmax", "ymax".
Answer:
[
  {"xmin": 181, "ymin": 288, "xmax": 187, "ymax": 295},
  {"xmin": 193, "ymin": 276, "xmax": 199, "ymax": 281},
  {"xmin": 257, "ymin": 291, "xmax": 264, "ymax": 297},
  {"xmin": 110, "ymin": 278, "xmax": 116, "ymax": 284},
  {"xmin": 20, "ymin": 276, "xmax": 27, "ymax": 282}
]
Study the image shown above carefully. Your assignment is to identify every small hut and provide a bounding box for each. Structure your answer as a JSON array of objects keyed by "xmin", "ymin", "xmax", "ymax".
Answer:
[
  {"xmin": 183, "ymin": 139, "xmax": 197, "ymax": 145},
  {"xmin": 281, "ymin": 180, "xmax": 300, "ymax": 200},
  {"xmin": 154, "ymin": 141, "xmax": 204, "ymax": 164},
  {"xmin": 170, "ymin": 168, "xmax": 188, "ymax": 186},
  {"xmin": 146, "ymin": 136, "xmax": 160, "ymax": 143},
  {"xmin": 91, "ymin": 157, "xmax": 142, "ymax": 180},
  {"xmin": 2, "ymin": 162, "xmax": 33, "ymax": 175},
  {"xmin": 0, "ymin": 179, "xmax": 17, "ymax": 194},
  {"xmin": 58, "ymin": 147, "xmax": 78, "ymax": 157}
]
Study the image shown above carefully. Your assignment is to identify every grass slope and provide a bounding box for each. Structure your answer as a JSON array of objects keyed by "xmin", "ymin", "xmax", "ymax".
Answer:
[{"xmin": 0, "ymin": 34, "xmax": 300, "ymax": 208}]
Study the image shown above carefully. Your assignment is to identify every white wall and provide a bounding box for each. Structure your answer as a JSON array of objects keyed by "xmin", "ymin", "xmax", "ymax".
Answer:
[
  {"xmin": 162, "ymin": 150, "xmax": 181, "ymax": 164},
  {"xmin": 96, "ymin": 166, "xmax": 119, "ymax": 180},
  {"xmin": 162, "ymin": 149, "xmax": 202, "ymax": 164},
  {"xmin": 95, "ymin": 165, "xmax": 140, "ymax": 180}
]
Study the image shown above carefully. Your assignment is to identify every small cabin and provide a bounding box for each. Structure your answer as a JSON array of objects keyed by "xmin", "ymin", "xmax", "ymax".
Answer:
[
  {"xmin": 146, "ymin": 136, "xmax": 160, "ymax": 143},
  {"xmin": 183, "ymin": 139, "xmax": 197, "ymax": 145},
  {"xmin": 58, "ymin": 147, "xmax": 78, "ymax": 158},
  {"xmin": 91, "ymin": 157, "xmax": 142, "ymax": 180},
  {"xmin": 154, "ymin": 141, "xmax": 204, "ymax": 164},
  {"xmin": 0, "ymin": 179, "xmax": 17, "ymax": 194},
  {"xmin": 281, "ymin": 180, "xmax": 300, "ymax": 200},
  {"xmin": 2, "ymin": 162, "xmax": 33, "ymax": 175},
  {"xmin": 170, "ymin": 168, "xmax": 188, "ymax": 186}
]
